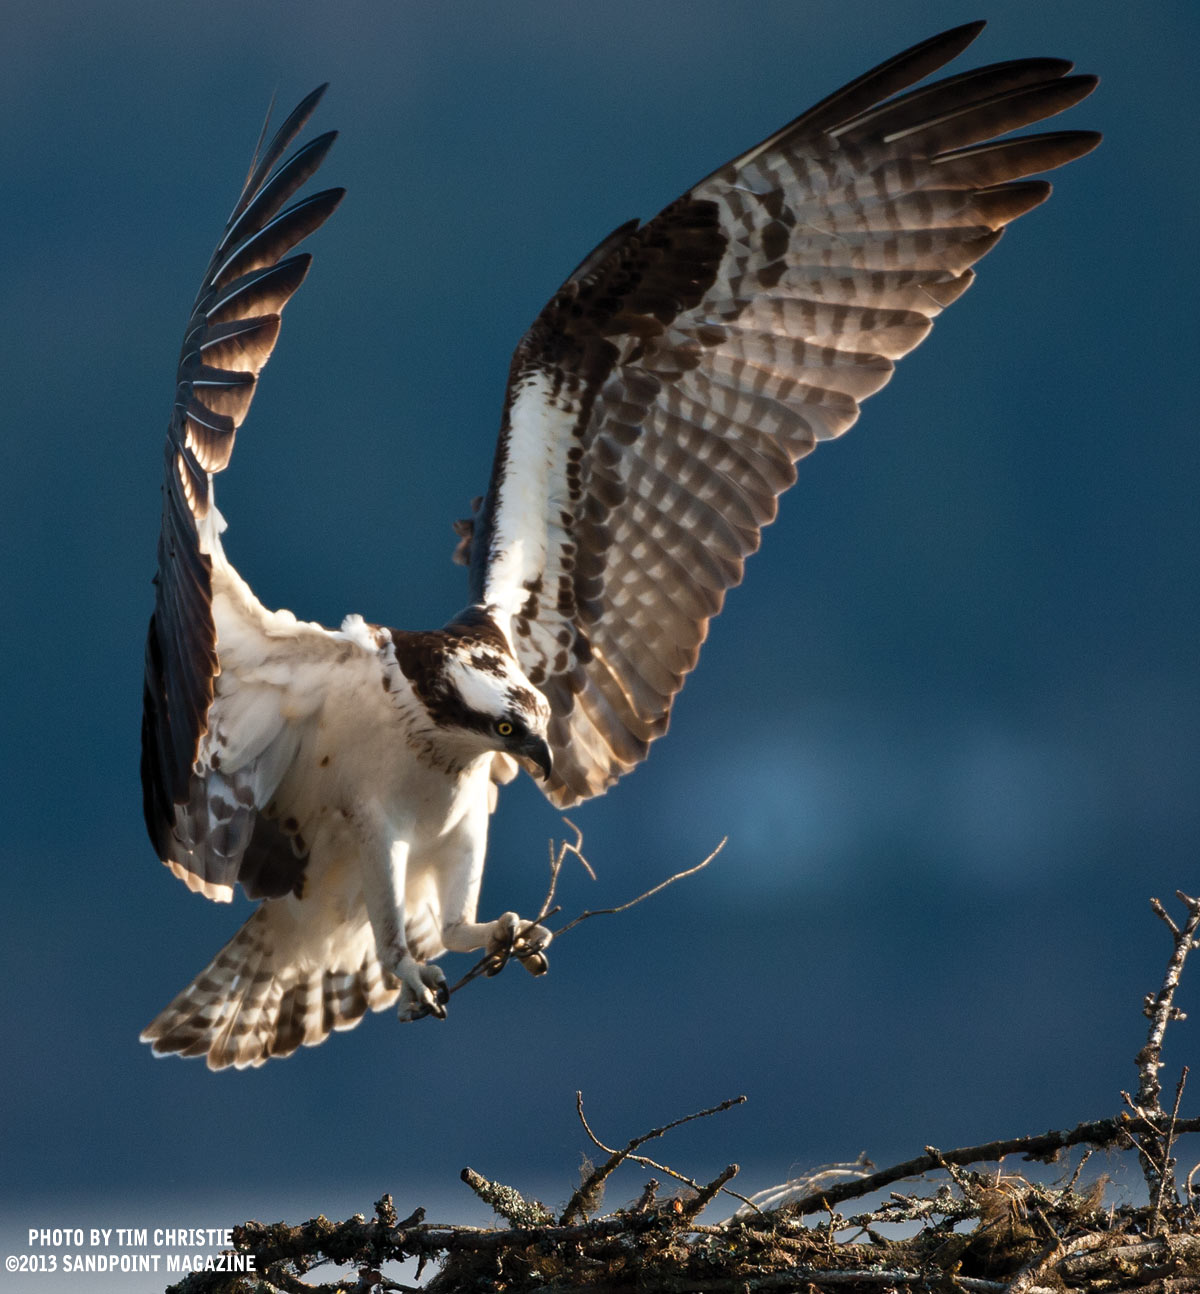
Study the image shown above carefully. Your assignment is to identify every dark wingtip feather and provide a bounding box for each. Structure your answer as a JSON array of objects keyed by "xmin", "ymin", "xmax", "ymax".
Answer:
[
  {"xmin": 797, "ymin": 21, "xmax": 989, "ymax": 135},
  {"xmin": 144, "ymin": 86, "xmax": 339, "ymax": 867},
  {"xmin": 233, "ymin": 83, "xmax": 332, "ymax": 225},
  {"xmin": 1068, "ymin": 128, "xmax": 1103, "ymax": 157},
  {"xmin": 205, "ymin": 252, "xmax": 314, "ymax": 325},
  {"xmin": 212, "ymin": 186, "xmax": 345, "ymax": 289},
  {"xmin": 216, "ymin": 129, "xmax": 341, "ymax": 267}
]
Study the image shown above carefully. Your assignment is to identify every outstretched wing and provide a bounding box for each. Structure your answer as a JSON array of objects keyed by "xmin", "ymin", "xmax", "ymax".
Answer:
[
  {"xmin": 141, "ymin": 87, "xmax": 354, "ymax": 901},
  {"xmin": 466, "ymin": 22, "xmax": 1099, "ymax": 806}
]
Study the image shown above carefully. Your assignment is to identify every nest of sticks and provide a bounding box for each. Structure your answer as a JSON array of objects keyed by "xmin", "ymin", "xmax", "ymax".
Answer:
[{"xmin": 166, "ymin": 838, "xmax": 1200, "ymax": 1294}]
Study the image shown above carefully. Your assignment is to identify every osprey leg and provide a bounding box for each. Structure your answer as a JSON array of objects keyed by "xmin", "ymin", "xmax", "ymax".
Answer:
[
  {"xmin": 443, "ymin": 910, "xmax": 552, "ymax": 975},
  {"xmin": 430, "ymin": 809, "xmax": 553, "ymax": 974},
  {"xmin": 359, "ymin": 829, "xmax": 449, "ymax": 1021}
]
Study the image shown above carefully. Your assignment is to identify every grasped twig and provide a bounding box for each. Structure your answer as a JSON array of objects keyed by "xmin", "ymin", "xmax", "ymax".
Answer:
[
  {"xmin": 443, "ymin": 824, "xmax": 587, "ymax": 995},
  {"xmin": 445, "ymin": 827, "xmax": 723, "ymax": 996},
  {"xmin": 552, "ymin": 836, "xmax": 725, "ymax": 939},
  {"xmin": 529, "ymin": 816, "xmax": 595, "ymax": 932},
  {"xmin": 561, "ymin": 1091, "xmax": 750, "ymax": 1223}
]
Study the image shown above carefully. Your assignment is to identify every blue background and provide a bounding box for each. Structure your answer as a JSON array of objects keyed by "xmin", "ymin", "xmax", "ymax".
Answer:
[{"xmin": 2, "ymin": 2, "xmax": 1198, "ymax": 1288}]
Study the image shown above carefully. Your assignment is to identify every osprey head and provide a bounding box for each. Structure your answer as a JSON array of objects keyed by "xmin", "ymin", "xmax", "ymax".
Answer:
[
  {"xmin": 441, "ymin": 640, "xmax": 553, "ymax": 778},
  {"xmin": 390, "ymin": 613, "xmax": 553, "ymax": 777}
]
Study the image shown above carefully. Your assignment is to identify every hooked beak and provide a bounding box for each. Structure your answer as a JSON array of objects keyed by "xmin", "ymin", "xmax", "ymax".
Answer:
[{"xmin": 519, "ymin": 734, "xmax": 553, "ymax": 781}]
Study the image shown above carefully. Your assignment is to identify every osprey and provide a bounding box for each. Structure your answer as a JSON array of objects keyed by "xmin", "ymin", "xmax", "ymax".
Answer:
[{"xmin": 141, "ymin": 23, "xmax": 1098, "ymax": 1068}]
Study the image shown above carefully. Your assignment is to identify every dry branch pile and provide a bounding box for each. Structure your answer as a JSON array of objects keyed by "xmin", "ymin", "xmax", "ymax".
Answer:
[{"xmin": 165, "ymin": 870, "xmax": 1200, "ymax": 1294}]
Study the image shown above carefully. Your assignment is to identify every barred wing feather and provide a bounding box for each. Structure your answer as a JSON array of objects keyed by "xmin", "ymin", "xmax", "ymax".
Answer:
[
  {"xmin": 141, "ymin": 87, "xmax": 354, "ymax": 902},
  {"xmin": 469, "ymin": 22, "xmax": 1099, "ymax": 805}
]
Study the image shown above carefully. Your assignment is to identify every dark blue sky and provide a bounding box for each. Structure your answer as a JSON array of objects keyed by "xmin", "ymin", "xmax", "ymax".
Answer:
[{"xmin": 3, "ymin": 3, "xmax": 1198, "ymax": 1289}]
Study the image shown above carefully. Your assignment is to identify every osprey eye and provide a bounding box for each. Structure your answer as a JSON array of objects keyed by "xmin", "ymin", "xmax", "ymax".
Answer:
[{"xmin": 496, "ymin": 720, "xmax": 514, "ymax": 737}]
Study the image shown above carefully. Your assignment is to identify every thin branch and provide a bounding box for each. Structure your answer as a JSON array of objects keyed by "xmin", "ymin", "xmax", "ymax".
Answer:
[
  {"xmin": 532, "ymin": 818, "xmax": 594, "ymax": 929},
  {"xmin": 1136, "ymin": 892, "xmax": 1200, "ymax": 1114},
  {"xmin": 1187, "ymin": 1155, "xmax": 1200, "ymax": 1217},
  {"xmin": 1007, "ymin": 1236, "xmax": 1063, "ymax": 1294},
  {"xmin": 925, "ymin": 1144, "xmax": 976, "ymax": 1195},
  {"xmin": 562, "ymin": 1091, "xmax": 751, "ymax": 1223},
  {"xmin": 546, "ymin": 817, "xmax": 596, "ymax": 886},
  {"xmin": 1150, "ymin": 1066, "xmax": 1190, "ymax": 1235},
  {"xmin": 679, "ymin": 1164, "xmax": 740, "ymax": 1219},
  {"xmin": 1064, "ymin": 1147, "xmax": 1093, "ymax": 1194},
  {"xmin": 552, "ymin": 837, "xmax": 726, "ymax": 939},
  {"xmin": 1128, "ymin": 891, "xmax": 1200, "ymax": 1215},
  {"xmin": 261, "ymin": 1265, "xmax": 320, "ymax": 1294},
  {"xmin": 631, "ymin": 1179, "xmax": 660, "ymax": 1213},
  {"xmin": 444, "ymin": 829, "xmax": 722, "ymax": 996},
  {"xmin": 776, "ymin": 1113, "xmax": 1200, "ymax": 1218},
  {"xmin": 1057, "ymin": 1233, "xmax": 1200, "ymax": 1279},
  {"xmin": 737, "ymin": 1155, "xmax": 875, "ymax": 1216},
  {"xmin": 460, "ymin": 1167, "xmax": 554, "ymax": 1227},
  {"xmin": 167, "ymin": 883, "xmax": 1200, "ymax": 1293},
  {"xmin": 631, "ymin": 1270, "xmax": 1008, "ymax": 1292}
]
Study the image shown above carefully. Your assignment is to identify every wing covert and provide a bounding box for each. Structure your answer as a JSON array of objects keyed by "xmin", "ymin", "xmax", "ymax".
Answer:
[{"xmin": 467, "ymin": 23, "xmax": 1099, "ymax": 806}]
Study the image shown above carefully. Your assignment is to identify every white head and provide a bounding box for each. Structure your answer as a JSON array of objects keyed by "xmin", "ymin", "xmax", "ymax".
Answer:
[
  {"xmin": 391, "ymin": 620, "xmax": 553, "ymax": 778},
  {"xmin": 444, "ymin": 643, "xmax": 551, "ymax": 770}
]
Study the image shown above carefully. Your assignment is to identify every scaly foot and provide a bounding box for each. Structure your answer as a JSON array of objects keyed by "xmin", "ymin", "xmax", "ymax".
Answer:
[
  {"xmin": 394, "ymin": 954, "xmax": 449, "ymax": 1022},
  {"xmin": 484, "ymin": 911, "xmax": 552, "ymax": 977}
]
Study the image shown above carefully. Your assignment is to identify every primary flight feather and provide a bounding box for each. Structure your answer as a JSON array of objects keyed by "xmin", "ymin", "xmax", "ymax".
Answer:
[{"xmin": 140, "ymin": 23, "xmax": 1099, "ymax": 1068}]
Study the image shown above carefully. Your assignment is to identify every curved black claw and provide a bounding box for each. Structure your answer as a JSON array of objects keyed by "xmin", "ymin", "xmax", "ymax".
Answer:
[
  {"xmin": 519, "ymin": 950, "xmax": 549, "ymax": 977},
  {"xmin": 483, "ymin": 912, "xmax": 552, "ymax": 977},
  {"xmin": 396, "ymin": 960, "xmax": 449, "ymax": 1022}
]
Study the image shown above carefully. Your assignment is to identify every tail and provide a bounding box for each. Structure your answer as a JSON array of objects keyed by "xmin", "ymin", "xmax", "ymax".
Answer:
[{"xmin": 141, "ymin": 900, "xmax": 399, "ymax": 1070}]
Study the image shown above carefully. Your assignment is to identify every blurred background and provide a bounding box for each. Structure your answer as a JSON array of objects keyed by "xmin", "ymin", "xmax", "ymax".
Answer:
[{"xmin": 1, "ymin": 1, "xmax": 1197, "ymax": 1288}]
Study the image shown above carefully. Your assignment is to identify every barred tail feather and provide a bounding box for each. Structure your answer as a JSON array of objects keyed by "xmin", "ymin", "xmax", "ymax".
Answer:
[{"xmin": 140, "ymin": 900, "xmax": 398, "ymax": 1070}]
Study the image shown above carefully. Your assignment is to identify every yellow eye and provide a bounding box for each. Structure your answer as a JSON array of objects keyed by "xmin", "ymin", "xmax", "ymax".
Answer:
[{"xmin": 496, "ymin": 720, "xmax": 514, "ymax": 737}]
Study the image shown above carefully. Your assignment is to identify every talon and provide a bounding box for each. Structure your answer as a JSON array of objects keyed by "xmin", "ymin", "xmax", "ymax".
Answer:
[
  {"xmin": 483, "ymin": 913, "xmax": 552, "ymax": 977},
  {"xmin": 485, "ymin": 911, "xmax": 522, "ymax": 958},
  {"xmin": 423, "ymin": 962, "xmax": 449, "ymax": 1017},
  {"xmin": 395, "ymin": 956, "xmax": 448, "ymax": 1022},
  {"xmin": 519, "ymin": 951, "xmax": 549, "ymax": 977},
  {"xmin": 514, "ymin": 921, "xmax": 552, "ymax": 962},
  {"xmin": 513, "ymin": 925, "xmax": 551, "ymax": 976}
]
